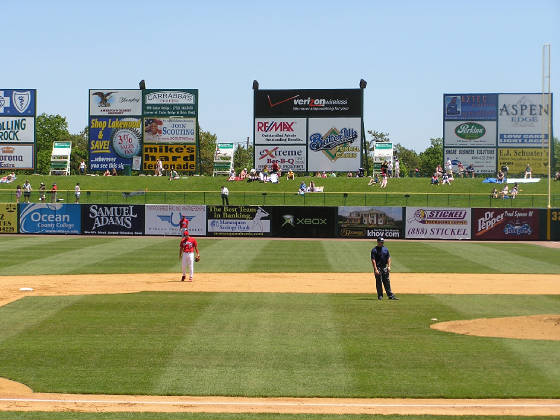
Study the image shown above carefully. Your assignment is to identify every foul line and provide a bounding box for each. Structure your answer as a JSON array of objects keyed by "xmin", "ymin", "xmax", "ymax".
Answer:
[{"xmin": 0, "ymin": 398, "xmax": 559, "ymax": 408}]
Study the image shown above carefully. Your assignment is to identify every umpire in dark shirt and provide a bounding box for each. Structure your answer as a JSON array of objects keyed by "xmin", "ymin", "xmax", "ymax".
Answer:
[{"xmin": 371, "ymin": 237, "xmax": 398, "ymax": 300}]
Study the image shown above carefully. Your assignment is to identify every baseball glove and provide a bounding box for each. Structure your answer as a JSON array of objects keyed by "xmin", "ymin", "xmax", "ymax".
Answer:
[{"xmin": 195, "ymin": 256, "xmax": 200, "ymax": 262}]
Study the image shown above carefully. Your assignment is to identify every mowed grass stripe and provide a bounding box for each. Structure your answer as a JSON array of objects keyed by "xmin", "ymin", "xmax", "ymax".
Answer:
[
  {"xmin": 0, "ymin": 295, "xmax": 83, "ymax": 345},
  {"xmin": 195, "ymin": 239, "xmax": 269, "ymax": 273},
  {"xmin": 155, "ymin": 293, "xmax": 352, "ymax": 396},
  {"xmin": 76, "ymin": 237, "xmax": 179, "ymax": 274}
]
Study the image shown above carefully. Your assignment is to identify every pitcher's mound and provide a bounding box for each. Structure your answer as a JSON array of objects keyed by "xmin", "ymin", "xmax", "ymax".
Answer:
[{"xmin": 431, "ymin": 314, "xmax": 560, "ymax": 340}]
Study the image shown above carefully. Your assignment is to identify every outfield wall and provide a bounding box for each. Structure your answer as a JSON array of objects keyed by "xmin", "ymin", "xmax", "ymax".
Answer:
[{"xmin": 4, "ymin": 204, "xmax": 559, "ymax": 240}]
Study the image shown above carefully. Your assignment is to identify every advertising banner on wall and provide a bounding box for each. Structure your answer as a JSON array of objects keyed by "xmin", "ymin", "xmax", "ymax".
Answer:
[
  {"xmin": 144, "ymin": 117, "xmax": 196, "ymax": 143},
  {"xmin": 82, "ymin": 204, "xmax": 144, "ymax": 235},
  {"xmin": 254, "ymin": 118, "xmax": 307, "ymax": 144},
  {"xmin": 254, "ymin": 145, "xmax": 306, "ymax": 172},
  {"xmin": 255, "ymin": 89, "xmax": 362, "ymax": 117},
  {"xmin": 0, "ymin": 203, "xmax": 17, "ymax": 233},
  {"xmin": 89, "ymin": 90, "xmax": 142, "ymax": 116},
  {"xmin": 0, "ymin": 89, "xmax": 36, "ymax": 116},
  {"xmin": 472, "ymin": 208, "xmax": 539, "ymax": 240},
  {"xmin": 19, "ymin": 203, "xmax": 81, "ymax": 234},
  {"xmin": 548, "ymin": 209, "xmax": 560, "ymax": 241},
  {"xmin": 405, "ymin": 207, "xmax": 471, "ymax": 239},
  {"xmin": 307, "ymin": 117, "xmax": 361, "ymax": 171},
  {"xmin": 497, "ymin": 147, "xmax": 549, "ymax": 176},
  {"xmin": 145, "ymin": 204, "xmax": 206, "ymax": 236},
  {"xmin": 0, "ymin": 144, "xmax": 34, "ymax": 170},
  {"xmin": 143, "ymin": 89, "xmax": 198, "ymax": 117},
  {"xmin": 0, "ymin": 117, "xmax": 35, "ymax": 143},
  {"xmin": 269, "ymin": 206, "xmax": 337, "ymax": 238},
  {"xmin": 143, "ymin": 144, "xmax": 196, "ymax": 172},
  {"xmin": 444, "ymin": 121, "xmax": 496, "ymax": 147},
  {"xmin": 498, "ymin": 93, "xmax": 552, "ymax": 147},
  {"xmin": 444, "ymin": 147, "xmax": 496, "ymax": 174},
  {"xmin": 444, "ymin": 94, "xmax": 497, "ymax": 121},
  {"xmin": 89, "ymin": 117, "xmax": 142, "ymax": 171},
  {"xmin": 207, "ymin": 206, "xmax": 271, "ymax": 237},
  {"xmin": 338, "ymin": 206, "xmax": 404, "ymax": 239}
]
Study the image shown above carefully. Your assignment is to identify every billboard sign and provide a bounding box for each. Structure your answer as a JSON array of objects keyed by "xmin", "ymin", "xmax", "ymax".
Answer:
[
  {"xmin": 143, "ymin": 89, "xmax": 198, "ymax": 117},
  {"xmin": 145, "ymin": 204, "xmax": 206, "ymax": 236},
  {"xmin": 444, "ymin": 94, "xmax": 497, "ymax": 120},
  {"xmin": 497, "ymin": 148, "xmax": 549, "ymax": 176},
  {"xmin": 0, "ymin": 89, "xmax": 36, "ymax": 116},
  {"xmin": 307, "ymin": 118, "xmax": 361, "ymax": 171},
  {"xmin": 472, "ymin": 208, "xmax": 539, "ymax": 240},
  {"xmin": 0, "ymin": 144, "xmax": 34, "ymax": 169},
  {"xmin": 19, "ymin": 203, "xmax": 81, "ymax": 234},
  {"xmin": 0, "ymin": 203, "xmax": 18, "ymax": 233},
  {"xmin": 270, "ymin": 206, "xmax": 337, "ymax": 238},
  {"xmin": 143, "ymin": 144, "xmax": 196, "ymax": 172},
  {"xmin": 498, "ymin": 93, "xmax": 551, "ymax": 147},
  {"xmin": 444, "ymin": 147, "xmax": 496, "ymax": 174},
  {"xmin": 405, "ymin": 207, "xmax": 471, "ymax": 239},
  {"xmin": 82, "ymin": 204, "xmax": 144, "ymax": 235},
  {"xmin": 254, "ymin": 118, "xmax": 307, "ymax": 144},
  {"xmin": 255, "ymin": 89, "xmax": 362, "ymax": 117},
  {"xmin": 207, "ymin": 206, "xmax": 271, "ymax": 237},
  {"xmin": 0, "ymin": 117, "xmax": 35, "ymax": 143},
  {"xmin": 444, "ymin": 121, "xmax": 496, "ymax": 147},
  {"xmin": 89, "ymin": 90, "xmax": 142, "ymax": 116},
  {"xmin": 89, "ymin": 117, "xmax": 142, "ymax": 171},
  {"xmin": 255, "ymin": 145, "xmax": 306, "ymax": 172},
  {"xmin": 144, "ymin": 117, "xmax": 196, "ymax": 143},
  {"xmin": 338, "ymin": 206, "xmax": 403, "ymax": 239}
]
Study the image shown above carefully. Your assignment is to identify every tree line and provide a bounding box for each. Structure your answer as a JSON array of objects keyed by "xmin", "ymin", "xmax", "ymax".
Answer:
[{"xmin": 24, "ymin": 113, "xmax": 560, "ymax": 177}]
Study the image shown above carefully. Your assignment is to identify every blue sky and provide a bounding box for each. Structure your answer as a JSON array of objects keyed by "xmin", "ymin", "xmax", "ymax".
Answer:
[{"xmin": 4, "ymin": 0, "xmax": 558, "ymax": 152}]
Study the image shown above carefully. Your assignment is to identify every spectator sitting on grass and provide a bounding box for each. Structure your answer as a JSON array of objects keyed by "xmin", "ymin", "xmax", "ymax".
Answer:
[
  {"xmin": 441, "ymin": 172, "xmax": 451, "ymax": 185},
  {"xmin": 431, "ymin": 173, "xmax": 439, "ymax": 185},
  {"xmin": 239, "ymin": 168, "xmax": 247, "ymax": 180},
  {"xmin": 298, "ymin": 181, "xmax": 306, "ymax": 195},
  {"xmin": 500, "ymin": 184, "xmax": 509, "ymax": 199},
  {"xmin": 286, "ymin": 170, "xmax": 295, "ymax": 180},
  {"xmin": 497, "ymin": 170, "xmax": 505, "ymax": 183},
  {"xmin": 308, "ymin": 180, "xmax": 316, "ymax": 192},
  {"xmin": 511, "ymin": 183, "xmax": 520, "ymax": 199},
  {"xmin": 555, "ymin": 170, "xmax": 560, "ymax": 181},
  {"xmin": 169, "ymin": 169, "xmax": 179, "ymax": 180},
  {"xmin": 457, "ymin": 161, "xmax": 465, "ymax": 177},
  {"xmin": 490, "ymin": 187, "xmax": 498, "ymax": 199},
  {"xmin": 368, "ymin": 174, "xmax": 378, "ymax": 186}
]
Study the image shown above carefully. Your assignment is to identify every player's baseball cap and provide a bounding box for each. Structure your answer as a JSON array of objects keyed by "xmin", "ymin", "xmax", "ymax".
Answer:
[
  {"xmin": 377, "ymin": 237, "xmax": 384, "ymax": 243},
  {"xmin": 183, "ymin": 230, "xmax": 189, "ymax": 236}
]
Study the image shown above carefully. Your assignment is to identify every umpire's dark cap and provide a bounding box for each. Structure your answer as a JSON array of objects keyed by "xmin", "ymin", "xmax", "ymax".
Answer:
[{"xmin": 377, "ymin": 237, "xmax": 384, "ymax": 243}]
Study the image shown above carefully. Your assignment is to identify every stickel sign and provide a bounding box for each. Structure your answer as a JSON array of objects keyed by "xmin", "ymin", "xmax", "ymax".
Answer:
[
  {"xmin": 145, "ymin": 205, "xmax": 206, "ymax": 236},
  {"xmin": 255, "ymin": 89, "xmax": 362, "ymax": 117},
  {"xmin": 82, "ymin": 204, "xmax": 144, "ymax": 235},
  {"xmin": 405, "ymin": 207, "xmax": 471, "ymax": 240},
  {"xmin": 472, "ymin": 208, "xmax": 539, "ymax": 240},
  {"xmin": 338, "ymin": 206, "xmax": 403, "ymax": 239},
  {"xmin": 143, "ymin": 89, "xmax": 198, "ymax": 117},
  {"xmin": 89, "ymin": 90, "xmax": 142, "ymax": 116},
  {"xmin": 0, "ymin": 89, "xmax": 36, "ymax": 116},
  {"xmin": 0, "ymin": 203, "xmax": 18, "ymax": 233},
  {"xmin": 0, "ymin": 144, "xmax": 34, "ymax": 169},
  {"xmin": 143, "ymin": 144, "xmax": 196, "ymax": 172},
  {"xmin": 89, "ymin": 117, "xmax": 142, "ymax": 171},
  {"xmin": 19, "ymin": 203, "xmax": 81, "ymax": 234},
  {"xmin": 207, "ymin": 206, "xmax": 271, "ymax": 237},
  {"xmin": 0, "ymin": 117, "xmax": 35, "ymax": 143},
  {"xmin": 144, "ymin": 117, "xmax": 196, "ymax": 143}
]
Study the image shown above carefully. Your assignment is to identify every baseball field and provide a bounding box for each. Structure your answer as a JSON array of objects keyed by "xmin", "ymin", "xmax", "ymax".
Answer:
[{"xmin": 0, "ymin": 236, "xmax": 559, "ymax": 419}]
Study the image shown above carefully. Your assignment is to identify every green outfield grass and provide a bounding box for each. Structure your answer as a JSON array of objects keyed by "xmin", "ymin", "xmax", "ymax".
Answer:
[
  {"xmin": 0, "ymin": 237, "xmax": 559, "ymax": 276},
  {"xmin": 0, "ymin": 174, "xmax": 558, "ymax": 207},
  {"xmin": 1, "ymin": 292, "xmax": 559, "ymax": 398}
]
